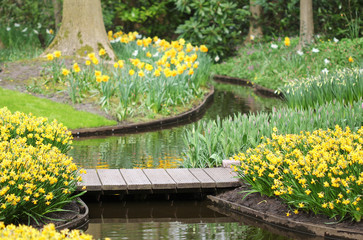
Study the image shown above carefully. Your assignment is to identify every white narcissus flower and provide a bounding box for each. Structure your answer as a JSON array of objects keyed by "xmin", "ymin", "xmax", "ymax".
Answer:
[
  {"xmin": 324, "ymin": 58, "xmax": 330, "ymax": 64},
  {"xmin": 270, "ymin": 44, "xmax": 278, "ymax": 49},
  {"xmin": 312, "ymin": 48, "xmax": 319, "ymax": 53},
  {"xmin": 37, "ymin": 23, "xmax": 42, "ymax": 29},
  {"xmin": 22, "ymin": 27, "xmax": 27, "ymax": 32},
  {"xmin": 153, "ymin": 52, "xmax": 159, "ymax": 57},
  {"xmin": 214, "ymin": 55, "xmax": 220, "ymax": 62},
  {"xmin": 33, "ymin": 29, "xmax": 39, "ymax": 34},
  {"xmin": 321, "ymin": 68, "xmax": 329, "ymax": 74},
  {"xmin": 14, "ymin": 23, "xmax": 20, "ymax": 27},
  {"xmin": 6, "ymin": 27, "xmax": 11, "ymax": 31},
  {"xmin": 132, "ymin": 50, "xmax": 138, "ymax": 56},
  {"xmin": 297, "ymin": 50, "xmax": 303, "ymax": 56},
  {"xmin": 333, "ymin": 37, "xmax": 339, "ymax": 43}
]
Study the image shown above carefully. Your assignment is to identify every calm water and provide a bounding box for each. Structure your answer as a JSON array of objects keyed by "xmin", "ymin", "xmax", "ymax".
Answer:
[
  {"xmin": 85, "ymin": 200, "xmax": 292, "ymax": 240},
  {"xmin": 70, "ymin": 83, "xmax": 282, "ymax": 169}
]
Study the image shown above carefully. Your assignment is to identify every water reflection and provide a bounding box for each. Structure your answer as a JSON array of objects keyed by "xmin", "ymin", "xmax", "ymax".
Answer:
[
  {"xmin": 85, "ymin": 200, "xmax": 290, "ymax": 240},
  {"xmin": 70, "ymin": 83, "xmax": 283, "ymax": 169}
]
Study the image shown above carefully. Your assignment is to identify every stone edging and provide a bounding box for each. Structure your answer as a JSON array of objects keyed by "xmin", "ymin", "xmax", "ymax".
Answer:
[
  {"xmin": 71, "ymin": 86, "xmax": 215, "ymax": 137},
  {"xmin": 55, "ymin": 197, "xmax": 89, "ymax": 231},
  {"xmin": 213, "ymin": 74, "xmax": 284, "ymax": 99},
  {"xmin": 208, "ymin": 195, "xmax": 363, "ymax": 240}
]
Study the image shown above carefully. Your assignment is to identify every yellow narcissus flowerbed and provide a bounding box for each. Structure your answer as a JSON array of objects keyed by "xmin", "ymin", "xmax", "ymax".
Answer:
[
  {"xmin": 232, "ymin": 125, "xmax": 363, "ymax": 222},
  {"xmin": 0, "ymin": 223, "xmax": 102, "ymax": 240},
  {"xmin": 43, "ymin": 31, "xmax": 211, "ymax": 121},
  {"xmin": 0, "ymin": 107, "xmax": 73, "ymax": 153},
  {"xmin": 0, "ymin": 107, "xmax": 86, "ymax": 224}
]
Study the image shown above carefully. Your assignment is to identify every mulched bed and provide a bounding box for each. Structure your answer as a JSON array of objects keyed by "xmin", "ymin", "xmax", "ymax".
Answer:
[
  {"xmin": 19, "ymin": 199, "xmax": 88, "ymax": 231},
  {"xmin": 215, "ymin": 182, "xmax": 363, "ymax": 235}
]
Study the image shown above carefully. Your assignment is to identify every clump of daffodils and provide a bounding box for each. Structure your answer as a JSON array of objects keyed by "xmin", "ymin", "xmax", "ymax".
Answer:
[
  {"xmin": 44, "ymin": 30, "xmax": 211, "ymax": 120},
  {"xmin": 0, "ymin": 107, "xmax": 72, "ymax": 153},
  {"xmin": 0, "ymin": 107, "xmax": 85, "ymax": 224},
  {"xmin": 0, "ymin": 222, "xmax": 99, "ymax": 239},
  {"xmin": 232, "ymin": 125, "xmax": 363, "ymax": 222}
]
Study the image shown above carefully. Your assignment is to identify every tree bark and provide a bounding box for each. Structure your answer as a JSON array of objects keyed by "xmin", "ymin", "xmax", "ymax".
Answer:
[
  {"xmin": 299, "ymin": 0, "xmax": 314, "ymax": 49},
  {"xmin": 245, "ymin": 0, "xmax": 263, "ymax": 43},
  {"xmin": 52, "ymin": 0, "xmax": 62, "ymax": 31},
  {"xmin": 44, "ymin": 0, "xmax": 115, "ymax": 59}
]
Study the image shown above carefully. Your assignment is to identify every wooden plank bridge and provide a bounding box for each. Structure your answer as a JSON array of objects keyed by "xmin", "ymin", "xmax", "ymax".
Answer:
[{"xmin": 77, "ymin": 167, "xmax": 241, "ymax": 196}]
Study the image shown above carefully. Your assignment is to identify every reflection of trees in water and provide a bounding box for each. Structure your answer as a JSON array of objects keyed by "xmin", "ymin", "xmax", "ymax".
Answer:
[
  {"xmin": 70, "ymin": 127, "xmax": 186, "ymax": 169},
  {"xmin": 88, "ymin": 222, "xmax": 287, "ymax": 240}
]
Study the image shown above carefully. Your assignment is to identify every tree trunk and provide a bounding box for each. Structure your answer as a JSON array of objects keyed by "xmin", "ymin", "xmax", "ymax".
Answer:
[
  {"xmin": 44, "ymin": 0, "xmax": 115, "ymax": 59},
  {"xmin": 299, "ymin": 0, "xmax": 314, "ymax": 49},
  {"xmin": 52, "ymin": 0, "xmax": 62, "ymax": 31},
  {"xmin": 245, "ymin": 0, "xmax": 263, "ymax": 43}
]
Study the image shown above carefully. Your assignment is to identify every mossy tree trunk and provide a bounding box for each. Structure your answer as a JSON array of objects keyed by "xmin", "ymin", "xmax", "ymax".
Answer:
[
  {"xmin": 298, "ymin": 0, "xmax": 314, "ymax": 49},
  {"xmin": 52, "ymin": 0, "xmax": 62, "ymax": 31},
  {"xmin": 245, "ymin": 0, "xmax": 263, "ymax": 43},
  {"xmin": 44, "ymin": 0, "xmax": 115, "ymax": 59}
]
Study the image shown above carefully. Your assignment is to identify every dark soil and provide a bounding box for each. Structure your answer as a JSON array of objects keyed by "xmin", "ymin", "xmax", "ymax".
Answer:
[
  {"xmin": 216, "ymin": 182, "xmax": 363, "ymax": 232},
  {"xmin": 19, "ymin": 200, "xmax": 80, "ymax": 230}
]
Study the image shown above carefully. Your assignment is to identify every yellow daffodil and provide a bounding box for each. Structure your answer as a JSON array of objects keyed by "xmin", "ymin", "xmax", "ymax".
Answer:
[
  {"xmin": 284, "ymin": 37, "xmax": 291, "ymax": 46},
  {"xmin": 99, "ymin": 48, "xmax": 106, "ymax": 56},
  {"xmin": 73, "ymin": 63, "xmax": 80, "ymax": 73},
  {"xmin": 101, "ymin": 75, "xmax": 110, "ymax": 82},
  {"xmin": 46, "ymin": 53, "xmax": 54, "ymax": 61},
  {"xmin": 54, "ymin": 50, "xmax": 61, "ymax": 58},
  {"xmin": 61, "ymin": 68, "xmax": 70, "ymax": 76}
]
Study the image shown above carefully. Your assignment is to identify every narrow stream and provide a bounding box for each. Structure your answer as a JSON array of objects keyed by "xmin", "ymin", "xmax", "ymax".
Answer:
[
  {"xmin": 73, "ymin": 82, "xmax": 291, "ymax": 240},
  {"xmin": 70, "ymin": 83, "xmax": 282, "ymax": 169},
  {"xmin": 85, "ymin": 200, "xmax": 293, "ymax": 240}
]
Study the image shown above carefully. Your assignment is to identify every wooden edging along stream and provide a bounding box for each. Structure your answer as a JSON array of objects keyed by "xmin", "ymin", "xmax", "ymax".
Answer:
[
  {"xmin": 208, "ymin": 195, "xmax": 363, "ymax": 240},
  {"xmin": 213, "ymin": 74, "xmax": 284, "ymax": 99},
  {"xmin": 71, "ymin": 86, "xmax": 215, "ymax": 138}
]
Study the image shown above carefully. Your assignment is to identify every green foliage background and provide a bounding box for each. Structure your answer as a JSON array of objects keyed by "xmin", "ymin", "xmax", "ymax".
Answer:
[{"xmin": 0, "ymin": 0, "xmax": 361, "ymax": 58}]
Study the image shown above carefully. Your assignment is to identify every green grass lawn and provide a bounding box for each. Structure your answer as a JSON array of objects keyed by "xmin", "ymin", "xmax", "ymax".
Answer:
[
  {"xmin": 0, "ymin": 87, "xmax": 117, "ymax": 129},
  {"xmin": 212, "ymin": 37, "xmax": 362, "ymax": 90}
]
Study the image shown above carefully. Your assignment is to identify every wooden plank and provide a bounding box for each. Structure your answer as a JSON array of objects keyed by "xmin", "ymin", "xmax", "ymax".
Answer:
[
  {"xmin": 97, "ymin": 169, "xmax": 127, "ymax": 191},
  {"xmin": 143, "ymin": 169, "xmax": 176, "ymax": 189},
  {"xmin": 203, "ymin": 168, "xmax": 241, "ymax": 188},
  {"xmin": 77, "ymin": 169, "xmax": 102, "ymax": 191},
  {"xmin": 166, "ymin": 169, "xmax": 201, "ymax": 189},
  {"xmin": 189, "ymin": 168, "xmax": 216, "ymax": 188},
  {"xmin": 120, "ymin": 169, "xmax": 151, "ymax": 190}
]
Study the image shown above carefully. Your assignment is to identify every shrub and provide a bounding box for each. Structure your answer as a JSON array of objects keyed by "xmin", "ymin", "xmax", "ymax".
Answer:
[
  {"xmin": 173, "ymin": 0, "xmax": 249, "ymax": 60},
  {"xmin": 232, "ymin": 126, "xmax": 363, "ymax": 222}
]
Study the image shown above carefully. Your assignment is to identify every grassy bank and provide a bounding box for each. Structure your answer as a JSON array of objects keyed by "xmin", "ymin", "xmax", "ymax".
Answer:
[{"xmin": 0, "ymin": 87, "xmax": 117, "ymax": 129}]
